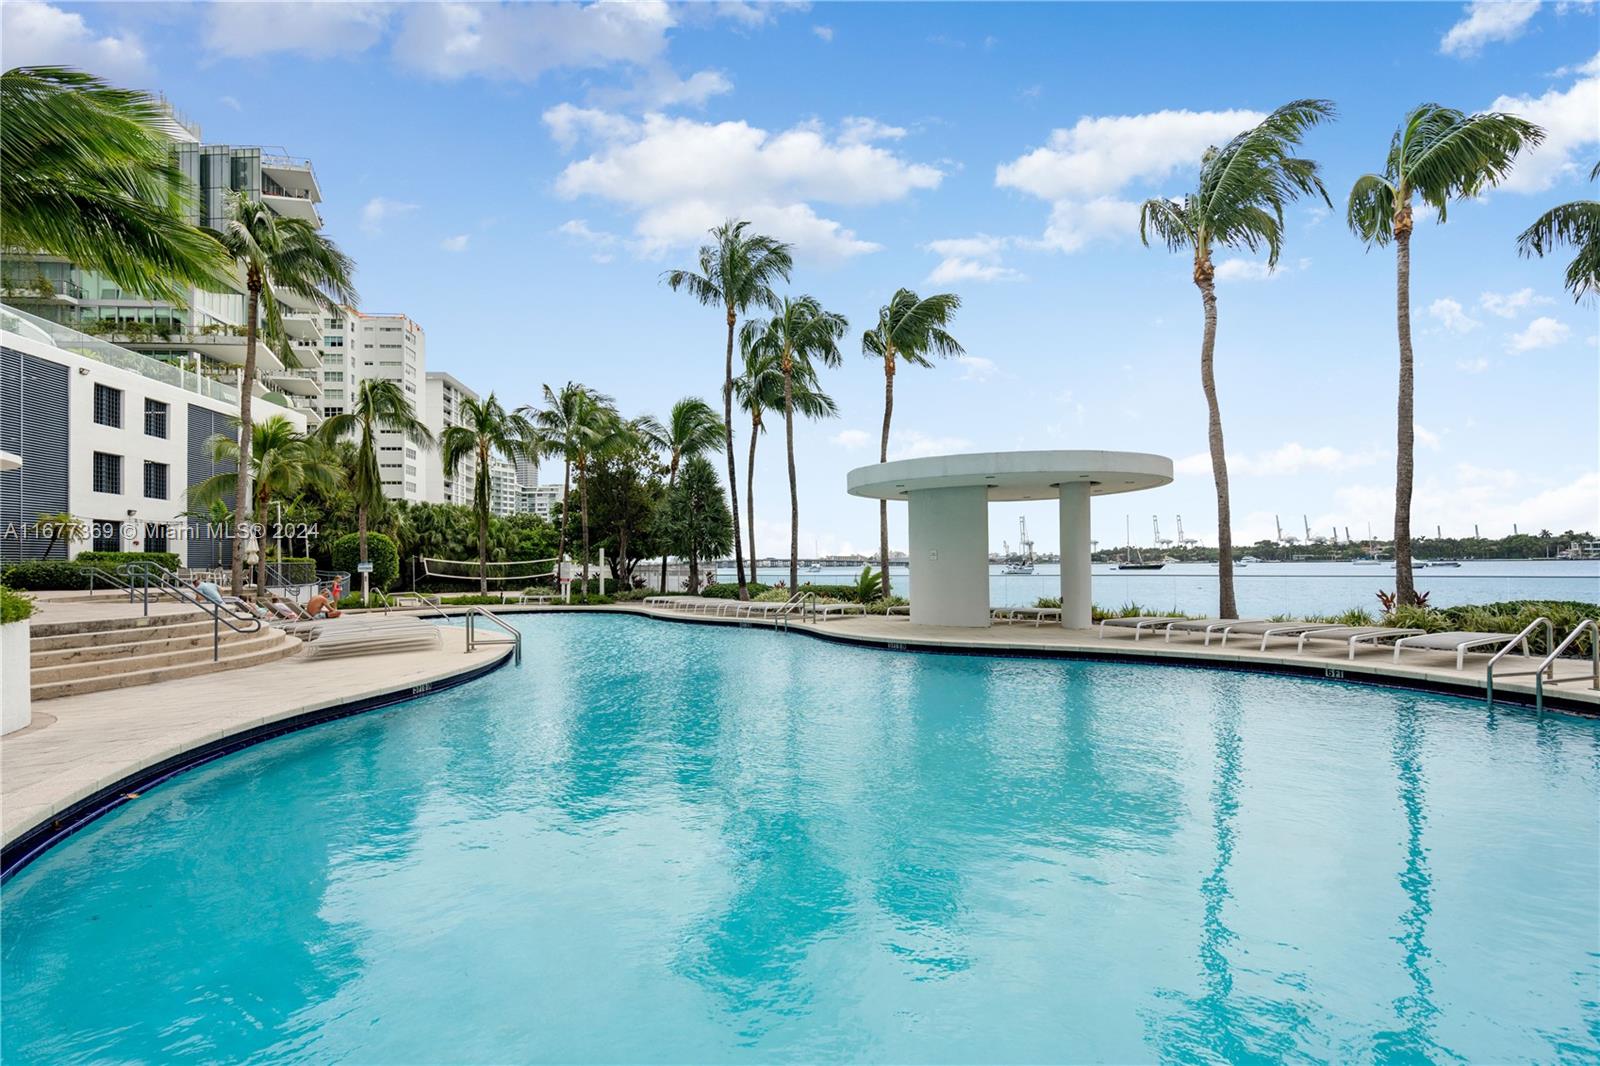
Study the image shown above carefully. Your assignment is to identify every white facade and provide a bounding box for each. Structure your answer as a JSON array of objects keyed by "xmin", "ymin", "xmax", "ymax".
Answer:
[
  {"xmin": 519, "ymin": 483, "xmax": 565, "ymax": 520},
  {"xmin": 423, "ymin": 370, "xmax": 478, "ymax": 506},
  {"xmin": 489, "ymin": 456, "xmax": 521, "ymax": 517},
  {"xmin": 349, "ymin": 311, "xmax": 427, "ymax": 502}
]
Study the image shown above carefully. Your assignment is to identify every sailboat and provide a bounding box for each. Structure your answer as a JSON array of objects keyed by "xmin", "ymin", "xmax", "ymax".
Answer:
[
  {"xmin": 806, "ymin": 539, "xmax": 822, "ymax": 573},
  {"xmin": 1002, "ymin": 517, "xmax": 1035, "ymax": 575},
  {"xmin": 1115, "ymin": 516, "xmax": 1166, "ymax": 570}
]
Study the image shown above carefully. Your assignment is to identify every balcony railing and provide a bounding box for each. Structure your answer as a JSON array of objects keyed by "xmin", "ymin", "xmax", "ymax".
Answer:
[{"xmin": 0, "ymin": 302, "xmax": 240, "ymax": 404}]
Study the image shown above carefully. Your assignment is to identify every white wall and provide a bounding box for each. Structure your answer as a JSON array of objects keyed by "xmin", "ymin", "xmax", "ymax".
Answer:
[{"xmin": 906, "ymin": 485, "xmax": 991, "ymax": 627}]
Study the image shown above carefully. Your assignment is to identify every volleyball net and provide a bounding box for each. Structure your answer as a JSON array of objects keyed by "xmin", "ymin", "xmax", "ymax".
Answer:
[{"xmin": 419, "ymin": 556, "xmax": 561, "ymax": 585}]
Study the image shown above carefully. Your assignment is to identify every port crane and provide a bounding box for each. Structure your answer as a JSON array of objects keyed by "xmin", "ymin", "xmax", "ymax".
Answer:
[{"xmin": 1153, "ymin": 516, "xmax": 1173, "ymax": 548}]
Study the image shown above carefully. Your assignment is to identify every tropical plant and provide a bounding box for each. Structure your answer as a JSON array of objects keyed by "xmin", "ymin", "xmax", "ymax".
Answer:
[
  {"xmin": 662, "ymin": 455, "xmax": 733, "ymax": 592},
  {"xmin": 1140, "ymin": 98, "xmax": 1335, "ymax": 617},
  {"xmin": 212, "ymin": 190, "xmax": 357, "ymax": 595},
  {"xmin": 439, "ymin": 394, "xmax": 540, "ymax": 594},
  {"xmin": 318, "ymin": 378, "xmax": 433, "ymax": 587},
  {"xmin": 0, "ymin": 66, "xmax": 225, "ymax": 304},
  {"xmin": 654, "ymin": 396, "xmax": 724, "ymax": 592},
  {"xmin": 853, "ymin": 565, "xmax": 884, "ymax": 603},
  {"xmin": 330, "ymin": 531, "xmax": 398, "ymax": 592},
  {"xmin": 861, "ymin": 288, "xmax": 964, "ymax": 597},
  {"xmin": 527, "ymin": 382, "xmax": 607, "ymax": 574},
  {"xmin": 33, "ymin": 511, "xmax": 84, "ymax": 559},
  {"xmin": 190, "ymin": 415, "xmax": 341, "ymax": 594},
  {"xmin": 1517, "ymin": 160, "xmax": 1600, "ymax": 303},
  {"xmin": 588, "ymin": 417, "xmax": 667, "ymax": 589},
  {"xmin": 742, "ymin": 296, "xmax": 845, "ymax": 589},
  {"xmin": 1347, "ymin": 103, "xmax": 1542, "ymax": 605},
  {"xmin": 663, "ymin": 219, "xmax": 794, "ymax": 599}
]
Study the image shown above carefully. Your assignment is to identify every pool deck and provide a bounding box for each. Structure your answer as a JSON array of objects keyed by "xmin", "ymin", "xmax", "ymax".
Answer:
[{"xmin": 2, "ymin": 618, "xmax": 511, "ymax": 866}]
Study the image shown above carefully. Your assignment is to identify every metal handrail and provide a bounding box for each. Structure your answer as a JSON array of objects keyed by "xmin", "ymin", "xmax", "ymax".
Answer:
[
  {"xmin": 464, "ymin": 606, "xmax": 521, "ymax": 665},
  {"xmin": 774, "ymin": 591, "xmax": 819, "ymax": 630},
  {"xmin": 1532, "ymin": 620, "xmax": 1599, "ymax": 714},
  {"xmin": 1484, "ymin": 616, "xmax": 1555, "ymax": 708},
  {"xmin": 120, "ymin": 562, "xmax": 262, "ymax": 661}
]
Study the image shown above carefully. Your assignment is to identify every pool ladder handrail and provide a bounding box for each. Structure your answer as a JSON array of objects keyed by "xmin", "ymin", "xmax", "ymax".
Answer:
[
  {"xmin": 775, "ymin": 591, "xmax": 818, "ymax": 631},
  {"xmin": 465, "ymin": 604, "xmax": 522, "ymax": 666},
  {"xmin": 1528, "ymin": 620, "xmax": 1598, "ymax": 714},
  {"xmin": 1483, "ymin": 616, "xmax": 1555, "ymax": 708}
]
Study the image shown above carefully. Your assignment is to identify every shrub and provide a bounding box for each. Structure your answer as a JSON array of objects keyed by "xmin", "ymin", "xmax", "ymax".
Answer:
[
  {"xmin": 330, "ymin": 532, "xmax": 399, "ymax": 591},
  {"xmin": 0, "ymin": 560, "xmax": 91, "ymax": 590},
  {"xmin": 76, "ymin": 550, "xmax": 181, "ymax": 573},
  {"xmin": 852, "ymin": 565, "xmax": 883, "ymax": 603},
  {"xmin": 794, "ymin": 582, "xmax": 859, "ymax": 601},
  {"xmin": 570, "ymin": 594, "xmax": 614, "ymax": 606},
  {"xmin": 859, "ymin": 596, "xmax": 909, "ymax": 615},
  {"xmin": 1407, "ymin": 599, "xmax": 1600, "ymax": 657},
  {"xmin": 270, "ymin": 556, "xmax": 317, "ymax": 584},
  {"xmin": 702, "ymin": 582, "xmax": 772, "ymax": 600},
  {"xmin": 0, "ymin": 587, "xmax": 34, "ymax": 624}
]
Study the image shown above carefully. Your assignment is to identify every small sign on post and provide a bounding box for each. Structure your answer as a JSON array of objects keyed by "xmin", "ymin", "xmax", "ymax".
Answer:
[{"xmin": 356, "ymin": 562, "xmax": 374, "ymax": 573}]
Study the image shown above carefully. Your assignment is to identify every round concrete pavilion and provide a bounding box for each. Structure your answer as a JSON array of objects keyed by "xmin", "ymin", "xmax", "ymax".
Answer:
[{"xmin": 847, "ymin": 450, "xmax": 1173, "ymax": 629}]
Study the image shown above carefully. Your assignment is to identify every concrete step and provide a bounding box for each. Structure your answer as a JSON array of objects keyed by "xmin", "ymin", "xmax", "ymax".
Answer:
[
  {"xmin": 31, "ymin": 630, "xmax": 289, "ymax": 686},
  {"xmin": 31, "ymin": 626, "xmax": 266, "ymax": 668},
  {"xmin": 31, "ymin": 616, "xmax": 223, "ymax": 651},
  {"xmin": 30, "ymin": 632, "xmax": 301, "ymax": 701}
]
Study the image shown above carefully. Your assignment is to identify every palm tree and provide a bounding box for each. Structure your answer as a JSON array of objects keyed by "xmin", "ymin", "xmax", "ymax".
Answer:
[
  {"xmin": 318, "ymin": 379, "xmax": 433, "ymax": 592},
  {"xmin": 1348, "ymin": 104, "xmax": 1542, "ymax": 604},
  {"xmin": 1140, "ymin": 99, "xmax": 1336, "ymax": 618},
  {"xmin": 1517, "ymin": 161, "xmax": 1599, "ymax": 303},
  {"xmin": 1, "ymin": 66, "xmax": 225, "ymax": 303},
  {"xmin": 569, "ymin": 393, "xmax": 625, "ymax": 595},
  {"xmin": 34, "ymin": 511, "xmax": 84, "ymax": 559},
  {"xmin": 439, "ymin": 394, "xmax": 540, "ymax": 595},
  {"xmin": 663, "ymin": 219, "xmax": 794, "ymax": 599},
  {"xmin": 527, "ymin": 382, "xmax": 615, "ymax": 583},
  {"xmin": 655, "ymin": 397, "xmax": 725, "ymax": 592},
  {"xmin": 190, "ymin": 415, "xmax": 340, "ymax": 594},
  {"xmin": 744, "ymin": 296, "xmax": 846, "ymax": 589},
  {"xmin": 213, "ymin": 190, "xmax": 357, "ymax": 596},
  {"xmin": 733, "ymin": 334, "xmax": 784, "ymax": 587},
  {"xmin": 861, "ymin": 289, "xmax": 964, "ymax": 597}
]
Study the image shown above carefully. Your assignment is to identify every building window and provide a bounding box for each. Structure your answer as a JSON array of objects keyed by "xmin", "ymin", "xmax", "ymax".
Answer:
[
  {"xmin": 144, "ymin": 398, "xmax": 169, "ymax": 438},
  {"xmin": 143, "ymin": 461, "xmax": 169, "ymax": 499},
  {"xmin": 93, "ymin": 383, "xmax": 123, "ymax": 427},
  {"xmin": 145, "ymin": 523, "xmax": 169, "ymax": 554},
  {"xmin": 93, "ymin": 451, "xmax": 122, "ymax": 493},
  {"xmin": 92, "ymin": 518, "xmax": 121, "ymax": 552}
]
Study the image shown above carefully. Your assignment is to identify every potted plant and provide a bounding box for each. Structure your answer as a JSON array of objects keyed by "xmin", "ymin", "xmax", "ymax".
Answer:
[{"xmin": 1, "ymin": 587, "xmax": 34, "ymax": 734}]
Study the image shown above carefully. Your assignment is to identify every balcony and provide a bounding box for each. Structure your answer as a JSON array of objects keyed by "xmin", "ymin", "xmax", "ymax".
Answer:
[{"xmin": 261, "ymin": 154, "xmax": 322, "ymax": 204}]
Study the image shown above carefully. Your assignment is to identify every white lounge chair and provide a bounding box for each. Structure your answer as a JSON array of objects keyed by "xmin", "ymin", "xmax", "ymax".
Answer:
[
  {"xmin": 1392, "ymin": 630, "xmax": 1535, "ymax": 671},
  {"xmin": 993, "ymin": 607, "xmax": 1062, "ymax": 627},
  {"xmin": 813, "ymin": 603, "xmax": 864, "ymax": 622},
  {"xmin": 1296, "ymin": 626, "xmax": 1426, "ymax": 659},
  {"xmin": 1215, "ymin": 621, "xmax": 1346, "ymax": 651},
  {"xmin": 1164, "ymin": 618, "xmax": 1268, "ymax": 645},
  {"xmin": 300, "ymin": 618, "xmax": 444, "ymax": 659},
  {"xmin": 886, "ymin": 604, "xmax": 912, "ymax": 618},
  {"xmin": 1098, "ymin": 616, "xmax": 1188, "ymax": 640}
]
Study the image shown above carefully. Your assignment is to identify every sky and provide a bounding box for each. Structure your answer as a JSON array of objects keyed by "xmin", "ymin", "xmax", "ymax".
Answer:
[{"xmin": 4, "ymin": 0, "xmax": 1598, "ymax": 557}]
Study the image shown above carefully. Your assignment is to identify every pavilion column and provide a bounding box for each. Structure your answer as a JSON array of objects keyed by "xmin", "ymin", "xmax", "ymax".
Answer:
[
  {"xmin": 1058, "ymin": 481, "xmax": 1092, "ymax": 628},
  {"xmin": 907, "ymin": 485, "xmax": 990, "ymax": 627}
]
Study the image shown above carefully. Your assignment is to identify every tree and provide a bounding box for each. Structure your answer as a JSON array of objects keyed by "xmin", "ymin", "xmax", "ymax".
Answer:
[
  {"xmin": 1517, "ymin": 161, "xmax": 1599, "ymax": 303},
  {"xmin": 438, "ymin": 394, "xmax": 540, "ymax": 595},
  {"xmin": 861, "ymin": 289, "xmax": 964, "ymax": 597},
  {"xmin": 663, "ymin": 456, "xmax": 733, "ymax": 592},
  {"xmin": 34, "ymin": 512, "xmax": 84, "ymax": 559},
  {"xmin": 742, "ymin": 297, "xmax": 844, "ymax": 589},
  {"xmin": 212, "ymin": 191, "xmax": 357, "ymax": 596},
  {"xmin": 655, "ymin": 397, "xmax": 725, "ymax": 592},
  {"xmin": 663, "ymin": 219, "xmax": 793, "ymax": 599},
  {"xmin": 190, "ymin": 415, "xmax": 340, "ymax": 594},
  {"xmin": 536, "ymin": 386, "xmax": 624, "ymax": 594},
  {"xmin": 318, "ymin": 379, "xmax": 433, "ymax": 587},
  {"xmin": 1141, "ymin": 99, "xmax": 1335, "ymax": 617},
  {"xmin": 1348, "ymin": 104, "xmax": 1542, "ymax": 604},
  {"xmin": 527, "ymin": 382, "xmax": 611, "ymax": 577},
  {"xmin": 588, "ymin": 425, "xmax": 668, "ymax": 589},
  {"xmin": 0, "ymin": 66, "xmax": 225, "ymax": 304}
]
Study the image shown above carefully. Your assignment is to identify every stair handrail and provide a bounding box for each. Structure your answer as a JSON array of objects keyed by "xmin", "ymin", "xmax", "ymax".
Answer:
[
  {"xmin": 773, "ymin": 590, "xmax": 818, "ymax": 630},
  {"xmin": 119, "ymin": 562, "xmax": 262, "ymax": 661},
  {"xmin": 1531, "ymin": 620, "xmax": 1600, "ymax": 715},
  {"xmin": 464, "ymin": 605, "xmax": 521, "ymax": 665},
  {"xmin": 1483, "ymin": 616, "xmax": 1555, "ymax": 708}
]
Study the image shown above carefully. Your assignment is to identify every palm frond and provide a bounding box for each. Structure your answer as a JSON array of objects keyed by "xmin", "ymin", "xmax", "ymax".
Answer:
[
  {"xmin": 1518, "ymin": 198, "xmax": 1600, "ymax": 301},
  {"xmin": 1346, "ymin": 173, "xmax": 1398, "ymax": 246}
]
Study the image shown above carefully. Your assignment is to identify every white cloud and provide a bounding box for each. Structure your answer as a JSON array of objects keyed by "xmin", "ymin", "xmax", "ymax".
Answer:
[
  {"xmin": 1332, "ymin": 469, "xmax": 1599, "ymax": 540},
  {"xmin": 838, "ymin": 116, "xmax": 907, "ymax": 145},
  {"xmin": 1441, "ymin": 0, "xmax": 1542, "ymax": 56},
  {"xmin": 360, "ymin": 196, "xmax": 419, "ymax": 235},
  {"xmin": 219, "ymin": 95, "xmax": 242, "ymax": 112},
  {"xmin": 556, "ymin": 218, "xmax": 622, "ymax": 262},
  {"xmin": 1487, "ymin": 58, "xmax": 1600, "ymax": 192},
  {"xmin": 955, "ymin": 355, "xmax": 998, "ymax": 382},
  {"xmin": 1456, "ymin": 356, "xmax": 1492, "ymax": 373},
  {"xmin": 1479, "ymin": 286, "xmax": 1553, "ymax": 316},
  {"xmin": 547, "ymin": 110, "xmax": 940, "ymax": 261},
  {"xmin": 590, "ymin": 68, "xmax": 733, "ymax": 110},
  {"xmin": 831, "ymin": 429, "xmax": 870, "ymax": 449},
  {"xmin": 1415, "ymin": 424, "xmax": 1443, "ymax": 451},
  {"xmin": 1506, "ymin": 315, "xmax": 1572, "ymax": 351},
  {"xmin": 1, "ymin": 0, "xmax": 149, "ymax": 81},
  {"xmin": 202, "ymin": 1, "xmax": 391, "ymax": 59},
  {"xmin": 440, "ymin": 234, "xmax": 470, "ymax": 253},
  {"xmin": 1428, "ymin": 297, "xmax": 1482, "ymax": 333},
  {"xmin": 812, "ymin": 24, "xmax": 834, "ymax": 41},
  {"xmin": 391, "ymin": 1, "xmax": 674, "ymax": 81},
  {"xmin": 1176, "ymin": 443, "xmax": 1384, "ymax": 478},
  {"xmin": 1214, "ymin": 256, "xmax": 1310, "ymax": 283},
  {"xmin": 923, "ymin": 234, "xmax": 1024, "ymax": 283},
  {"xmin": 890, "ymin": 431, "xmax": 973, "ymax": 460}
]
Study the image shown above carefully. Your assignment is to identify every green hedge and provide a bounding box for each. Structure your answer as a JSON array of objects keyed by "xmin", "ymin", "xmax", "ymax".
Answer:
[
  {"xmin": 330, "ymin": 532, "xmax": 399, "ymax": 591},
  {"xmin": 1383, "ymin": 599, "xmax": 1599, "ymax": 657},
  {"xmin": 0, "ymin": 587, "xmax": 35, "ymax": 624},
  {"xmin": 702, "ymin": 582, "xmax": 772, "ymax": 600},
  {"xmin": 271, "ymin": 556, "xmax": 318, "ymax": 585},
  {"xmin": 76, "ymin": 550, "xmax": 181, "ymax": 572},
  {"xmin": 0, "ymin": 561, "xmax": 91, "ymax": 590}
]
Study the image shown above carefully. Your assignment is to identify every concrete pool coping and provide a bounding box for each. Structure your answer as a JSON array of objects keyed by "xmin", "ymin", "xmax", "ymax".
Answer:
[{"xmin": 1, "ymin": 625, "xmax": 513, "ymax": 880}]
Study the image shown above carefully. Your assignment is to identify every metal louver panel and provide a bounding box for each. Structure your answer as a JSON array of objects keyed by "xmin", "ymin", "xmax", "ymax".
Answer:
[
  {"xmin": 186, "ymin": 404, "xmax": 238, "ymax": 568},
  {"xmin": 0, "ymin": 347, "xmax": 71, "ymax": 564}
]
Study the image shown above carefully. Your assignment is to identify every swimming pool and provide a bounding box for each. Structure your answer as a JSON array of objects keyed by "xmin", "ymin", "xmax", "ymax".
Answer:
[{"xmin": 3, "ymin": 613, "xmax": 1596, "ymax": 1062}]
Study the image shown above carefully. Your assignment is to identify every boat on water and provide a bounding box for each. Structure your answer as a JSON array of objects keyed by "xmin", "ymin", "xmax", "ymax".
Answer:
[
  {"xmin": 1002, "ymin": 517, "xmax": 1036, "ymax": 575},
  {"xmin": 1429, "ymin": 560, "xmax": 1462, "ymax": 568},
  {"xmin": 1114, "ymin": 516, "xmax": 1165, "ymax": 570},
  {"xmin": 806, "ymin": 562, "xmax": 822, "ymax": 573}
]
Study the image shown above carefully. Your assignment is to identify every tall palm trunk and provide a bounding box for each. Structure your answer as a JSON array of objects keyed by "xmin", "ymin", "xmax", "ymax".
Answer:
[
  {"xmin": 722, "ymin": 308, "xmax": 748, "ymax": 599},
  {"xmin": 477, "ymin": 448, "xmax": 490, "ymax": 595},
  {"xmin": 659, "ymin": 457, "xmax": 678, "ymax": 593},
  {"xmin": 878, "ymin": 353, "xmax": 896, "ymax": 600},
  {"xmin": 580, "ymin": 457, "xmax": 592, "ymax": 595},
  {"xmin": 230, "ymin": 271, "xmax": 260, "ymax": 596},
  {"xmin": 1195, "ymin": 251, "xmax": 1237, "ymax": 619},
  {"xmin": 557, "ymin": 456, "xmax": 572, "ymax": 581},
  {"xmin": 254, "ymin": 494, "xmax": 269, "ymax": 595},
  {"xmin": 357, "ymin": 504, "xmax": 369, "ymax": 565},
  {"xmin": 746, "ymin": 416, "xmax": 759, "ymax": 590},
  {"xmin": 1392, "ymin": 203, "xmax": 1417, "ymax": 605},
  {"xmin": 784, "ymin": 354, "xmax": 799, "ymax": 592}
]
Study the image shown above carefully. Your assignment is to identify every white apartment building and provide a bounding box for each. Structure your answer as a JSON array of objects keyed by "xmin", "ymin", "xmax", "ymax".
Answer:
[
  {"xmin": 348, "ymin": 310, "xmax": 427, "ymax": 502},
  {"xmin": 1, "ymin": 307, "xmax": 306, "ymax": 567},
  {"xmin": 519, "ymin": 483, "xmax": 565, "ymax": 520},
  {"xmin": 423, "ymin": 371, "xmax": 477, "ymax": 507},
  {"xmin": 488, "ymin": 456, "xmax": 521, "ymax": 517}
]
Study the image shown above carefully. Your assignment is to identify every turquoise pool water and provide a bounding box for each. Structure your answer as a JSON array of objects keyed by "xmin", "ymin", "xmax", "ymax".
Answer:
[{"xmin": 3, "ymin": 614, "xmax": 1597, "ymax": 1063}]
